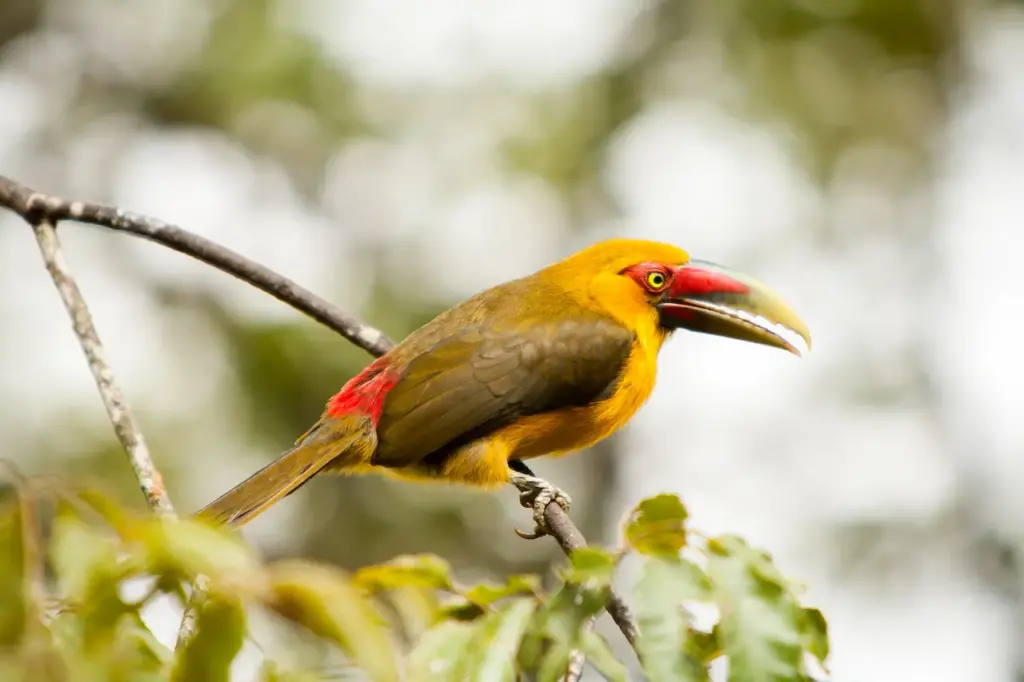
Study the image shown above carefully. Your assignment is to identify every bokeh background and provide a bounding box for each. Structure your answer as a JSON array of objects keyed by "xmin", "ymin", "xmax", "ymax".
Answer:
[{"xmin": 2, "ymin": 0, "xmax": 1023, "ymax": 679}]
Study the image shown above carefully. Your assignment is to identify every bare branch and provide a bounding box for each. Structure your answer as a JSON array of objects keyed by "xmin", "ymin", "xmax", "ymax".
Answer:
[
  {"xmin": 174, "ymin": 574, "xmax": 210, "ymax": 650},
  {"xmin": 0, "ymin": 174, "xmax": 640, "ymax": 655},
  {"xmin": 29, "ymin": 218, "xmax": 177, "ymax": 517},
  {"xmin": 563, "ymin": 646, "xmax": 589, "ymax": 682},
  {"xmin": 0, "ymin": 175, "xmax": 394, "ymax": 357}
]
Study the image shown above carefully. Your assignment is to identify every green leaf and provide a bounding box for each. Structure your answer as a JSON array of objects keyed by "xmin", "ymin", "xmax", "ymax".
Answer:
[
  {"xmin": 544, "ymin": 584, "xmax": 608, "ymax": 644},
  {"xmin": 47, "ymin": 610, "xmax": 84, "ymax": 657},
  {"xmin": 519, "ymin": 581, "xmax": 609, "ymax": 678},
  {"xmin": 74, "ymin": 488, "xmax": 133, "ymax": 532},
  {"xmin": 707, "ymin": 535, "xmax": 804, "ymax": 682},
  {"xmin": 0, "ymin": 499, "xmax": 26, "ymax": 647},
  {"xmin": 103, "ymin": 613, "xmax": 172, "ymax": 682},
  {"xmin": 624, "ymin": 494, "xmax": 689, "ymax": 556},
  {"xmin": 633, "ymin": 556, "xmax": 713, "ymax": 682},
  {"xmin": 686, "ymin": 628, "xmax": 721, "ymax": 667},
  {"xmin": 563, "ymin": 547, "xmax": 618, "ymax": 587},
  {"xmin": 354, "ymin": 554, "xmax": 454, "ymax": 592},
  {"xmin": 464, "ymin": 599, "xmax": 537, "ymax": 682},
  {"xmin": 126, "ymin": 611, "xmax": 173, "ymax": 666},
  {"xmin": 260, "ymin": 662, "xmax": 326, "ymax": 682},
  {"xmin": 437, "ymin": 598, "xmax": 486, "ymax": 622},
  {"xmin": 170, "ymin": 594, "xmax": 246, "ymax": 682},
  {"xmin": 388, "ymin": 586, "xmax": 443, "ymax": 642},
  {"xmin": 408, "ymin": 620, "xmax": 478, "ymax": 682},
  {"xmin": 536, "ymin": 642, "xmax": 576, "ymax": 682},
  {"xmin": 140, "ymin": 518, "xmax": 261, "ymax": 587},
  {"xmin": 44, "ymin": 604, "xmax": 168, "ymax": 682},
  {"xmin": 0, "ymin": 661, "xmax": 27, "ymax": 682},
  {"xmin": 464, "ymin": 574, "xmax": 540, "ymax": 608},
  {"xmin": 443, "ymin": 575, "xmax": 541, "ymax": 623},
  {"xmin": 268, "ymin": 561, "xmax": 400, "ymax": 682},
  {"xmin": 50, "ymin": 509, "xmax": 131, "ymax": 651},
  {"xmin": 798, "ymin": 607, "xmax": 829, "ymax": 662},
  {"xmin": 580, "ymin": 630, "xmax": 628, "ymax": 682},
  {"xmin": 50, "ymin": 510, "xmax": 120, "ymax": 602}
]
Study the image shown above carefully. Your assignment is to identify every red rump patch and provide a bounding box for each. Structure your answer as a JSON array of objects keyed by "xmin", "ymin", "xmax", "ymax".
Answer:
[
  {"xmin": 326, "ymin": 358, "xmax": 401, "ymax": 425},
  {"xmin": 669, "ymin": 264, "xmax": 750, "ymax": 297}
]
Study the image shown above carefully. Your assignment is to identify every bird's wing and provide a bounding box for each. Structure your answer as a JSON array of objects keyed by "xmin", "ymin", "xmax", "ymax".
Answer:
[{"xmin": 371, "ymin": 317, "xmax": 634, "ymax": 467}]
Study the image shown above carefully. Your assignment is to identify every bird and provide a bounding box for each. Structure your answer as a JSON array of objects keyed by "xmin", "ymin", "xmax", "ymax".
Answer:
[{"xmin": 195, "ymin": 238, "xmax": 811, "ymax": 537}]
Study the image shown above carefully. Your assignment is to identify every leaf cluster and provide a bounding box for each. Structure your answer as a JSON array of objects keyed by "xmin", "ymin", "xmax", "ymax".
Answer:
[{"xmin": 0, "ymin": 481, "xmax": 828, "ymax": 682}]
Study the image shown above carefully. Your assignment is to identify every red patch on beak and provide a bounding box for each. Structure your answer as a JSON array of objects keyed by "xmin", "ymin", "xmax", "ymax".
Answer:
[{"xmin": 668, "ymin": 263, "xmax": 750, "ymax": 297}]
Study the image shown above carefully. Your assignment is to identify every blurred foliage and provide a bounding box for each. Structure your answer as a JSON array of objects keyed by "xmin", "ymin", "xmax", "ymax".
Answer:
[
  {"xmin": 143, "ymin": 0, "xmax": 368, "ymax": 191},
  {"xmin": 501, "ymin": 0, "xmax": 694, "ymax": 212},
  {"xmin": 0, "ymin": 479, "xmax": 828, "ymax": 681},
  {"xmin": 716, "ymin": 0, "xmax": 962, "ymax": 179}
]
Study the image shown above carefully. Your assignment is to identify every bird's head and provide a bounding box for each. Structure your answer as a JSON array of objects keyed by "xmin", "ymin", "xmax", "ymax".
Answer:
[{"xmin": 556, "ymin": 239, "xmax": 812, "ymax": 356}]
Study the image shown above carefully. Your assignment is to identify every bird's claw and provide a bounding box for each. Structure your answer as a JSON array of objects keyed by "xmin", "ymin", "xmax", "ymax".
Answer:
[{"xmin": 509, "ymin": 472, "xmax": 571, "ymax": 540}]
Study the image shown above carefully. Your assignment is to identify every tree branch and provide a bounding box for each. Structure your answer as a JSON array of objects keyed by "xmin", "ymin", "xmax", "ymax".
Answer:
[
  {"xmin": 0, "ymin": 176, "xmax": 394, "ymax": 358},
  {"xmin": 0, "ymin": 174, "xmax": 640, "ymax": 656},
  {"xmin": 28, "ymin": 217, "xmax": 177, "ymax": 518}
]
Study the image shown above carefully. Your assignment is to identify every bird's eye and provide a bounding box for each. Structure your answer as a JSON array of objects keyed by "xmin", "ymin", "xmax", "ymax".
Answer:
[{"xmin": 645, "ymin": 271, "xmax": 667, "ymax": 291}]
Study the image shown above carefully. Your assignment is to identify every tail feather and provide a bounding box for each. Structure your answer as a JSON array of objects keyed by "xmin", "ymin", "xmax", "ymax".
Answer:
[{"xmin": 195, "ymin": 418, "xmax": 375, "ymax": 528}]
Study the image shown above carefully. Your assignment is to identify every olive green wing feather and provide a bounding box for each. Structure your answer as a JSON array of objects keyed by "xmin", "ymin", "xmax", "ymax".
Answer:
[{"xmin": 371, "ymin": 317, "xmax": 634, "ymax": 467}]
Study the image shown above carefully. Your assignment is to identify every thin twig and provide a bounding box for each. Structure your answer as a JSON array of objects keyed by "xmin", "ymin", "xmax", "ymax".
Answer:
[
  {"xmin": 0, "ymin": 174, "xmax": 640, "ymax": 654},
  {"xmin": 29, "ymin": 219, "xmax": 177, "ymax": 518},
  {"xmin": 174, "ymin": 574, "xmax": 210, "ymax": 650},
  {"xmin": 563, "ymin": 646, "xmax": 589, "ymax": 682}
]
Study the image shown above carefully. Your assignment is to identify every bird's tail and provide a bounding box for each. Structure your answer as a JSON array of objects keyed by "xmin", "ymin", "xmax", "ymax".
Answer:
[{"xmin": 194, "ymin": 417, "xmax": 376, "ymax": 528}]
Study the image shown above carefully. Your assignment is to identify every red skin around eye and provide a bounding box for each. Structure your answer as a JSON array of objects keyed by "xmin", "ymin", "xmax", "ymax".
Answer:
[
  {"xmin": 620, "ymin": 262, "xmax": 672, "ymax": 293},
  {"xmin": 620, "ymin": 261, "xmax": 750, "ymax": 296}
]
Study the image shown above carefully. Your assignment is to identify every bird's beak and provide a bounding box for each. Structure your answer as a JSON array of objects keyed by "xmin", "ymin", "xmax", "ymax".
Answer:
[{"xmin": 656, "ymin": 259, "xmax": 812, "ymax": 356}]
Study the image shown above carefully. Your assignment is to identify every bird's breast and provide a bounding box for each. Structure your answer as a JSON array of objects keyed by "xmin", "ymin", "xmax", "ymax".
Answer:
[{"xmin": 497, "ymin": 339, "xmax": 659, "ymax": 459}]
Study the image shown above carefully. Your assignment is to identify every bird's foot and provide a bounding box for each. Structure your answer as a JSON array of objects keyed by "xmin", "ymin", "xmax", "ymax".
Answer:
[{"xmin": 508, "ymin": 470, "xmax": 572, "ymax": 540}]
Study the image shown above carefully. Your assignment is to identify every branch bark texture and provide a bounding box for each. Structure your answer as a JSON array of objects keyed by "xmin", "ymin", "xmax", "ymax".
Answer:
[{"xmin": 26, "ymin": 218, "xmax": 178, "ymax": 517}]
